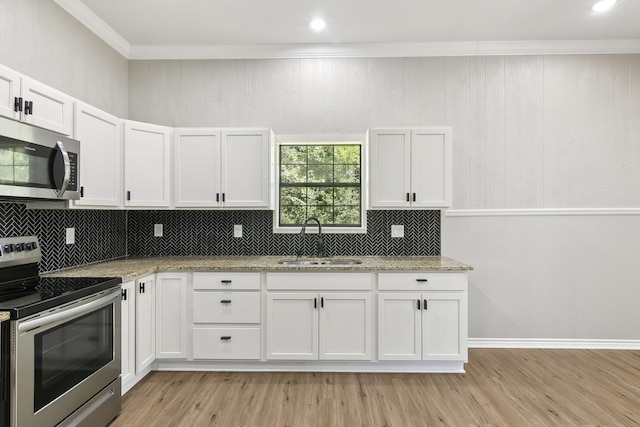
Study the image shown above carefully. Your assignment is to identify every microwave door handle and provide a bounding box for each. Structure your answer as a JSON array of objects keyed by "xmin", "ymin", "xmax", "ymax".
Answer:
[{"xmin": 55, "ymin": 140, "xmax": 71, "ymax": 197}]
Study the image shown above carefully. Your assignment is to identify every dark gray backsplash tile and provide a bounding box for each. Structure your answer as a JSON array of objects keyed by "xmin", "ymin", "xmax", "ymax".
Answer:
[
  {"xmin": 127, "ymin": 210, "xmax": 440, "ymax": 257},
  {"xmin": 1, "ymin": 204, "xmax": 440, "ymax": 273},
  {"xmin": 0, "ymin": 203, "xmax": 127, "ymax": 272}
]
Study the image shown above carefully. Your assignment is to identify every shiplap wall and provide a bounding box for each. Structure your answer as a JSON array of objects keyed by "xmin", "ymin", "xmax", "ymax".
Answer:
[
  {"xmin": 129, "ymin": 55, "xmax": 640, "ymax": 210},
  {"xmin": 0, "ymin": 0, "xmax": 128, "ymax": 117}
]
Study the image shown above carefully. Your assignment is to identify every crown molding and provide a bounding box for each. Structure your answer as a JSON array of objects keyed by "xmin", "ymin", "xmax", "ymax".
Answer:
[
  {"xmin": 54, "ymin": 0, "xmax": 130, "ymax": 58},
  {"xmin": 54, "ymin": 1, "xmax": 640, "ymax": 60},
  {"xmin": 127, "ymin": 39, "xmax": 640, "ymax": 60}
]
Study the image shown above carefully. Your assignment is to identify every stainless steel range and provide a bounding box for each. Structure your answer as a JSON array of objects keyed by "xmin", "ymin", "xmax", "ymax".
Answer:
[{"xmin": 0, "ymin": 236, "xmax": 122, "ymax": 427}]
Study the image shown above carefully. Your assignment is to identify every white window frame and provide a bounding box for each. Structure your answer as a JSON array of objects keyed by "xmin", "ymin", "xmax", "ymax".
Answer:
[{"xmin": 273, "ymin": 134, "xmax": 367, "ymax": 234}]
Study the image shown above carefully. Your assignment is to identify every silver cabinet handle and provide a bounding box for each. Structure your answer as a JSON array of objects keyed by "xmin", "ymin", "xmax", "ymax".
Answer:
[{"xmin": 55, "ymin": 140, "xmax": 71, "ymax": 198}]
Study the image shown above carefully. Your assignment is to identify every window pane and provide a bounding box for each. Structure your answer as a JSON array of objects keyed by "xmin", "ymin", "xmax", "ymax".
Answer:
[
  {"xmin": 308, "ymin": 187, "xmax": 334, "ymax": 206},
  {"xmin": 281, "ymin": 205, "xmax": 307, "ymax": 225},
  {"xmin": 335, "ymin": 187, "xmax": 360, "ymax": 205},
  {"xmin": 335, "ymin": 165, "xmax": 360, "ymax": 183},
  {"xmin": 308, "ymin": 164, "xmax": 333, "ymax": 183},
  {"xmin": 308, "ymin": 146, "xmax": 333, "ymax": 164},
  {"xmin": 281, "ymin": 187, "xmax": 306, "ymax": 206},
  {"xmin": 281, "ymin": 146, "xmax": 307, "ymax": 164},
  {"xmin": 335, "ymin": 206, "xmax": 360, "ymax": 225},
  {"xmin": 281, "ymin": 165, "xmax": 307, "ymax": 183},
  {"xmin": 335, "ymin": 146, "xmax": 360, "ymax": 165},
  {"xmin": 308, "ymin": 206, "xmax": 334, "ymax": 224}
]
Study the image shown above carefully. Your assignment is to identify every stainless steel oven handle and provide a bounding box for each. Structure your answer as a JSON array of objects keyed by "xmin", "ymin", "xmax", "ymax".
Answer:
[
  {"xmin": 18, "ymin": 288, "xmax": 120, "ymax": 333},
  {"xmin": 56, "ymin": 140, "xmax": 71, "ymax": 198}
]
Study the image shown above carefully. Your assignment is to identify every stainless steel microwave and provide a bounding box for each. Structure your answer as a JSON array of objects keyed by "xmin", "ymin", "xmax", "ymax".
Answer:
[{"xmin": 0, "ymin": 116, "xmax": 80, "ymax": 200}]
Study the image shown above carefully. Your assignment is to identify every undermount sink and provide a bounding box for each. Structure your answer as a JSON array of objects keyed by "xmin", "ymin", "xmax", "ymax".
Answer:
[{"xmin": 277, "ymin": 258, "xmax": 363, "ymax": 266}]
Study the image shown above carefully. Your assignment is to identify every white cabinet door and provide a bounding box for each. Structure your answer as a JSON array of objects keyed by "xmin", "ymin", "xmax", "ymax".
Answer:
[
  {"xmin": 411, "ymin": 128, "xmax": 452, "ymax": 208},
  {"xmin": 319, "ymin": 293, "xmax": 372, "ymax": 360},
  {"xmin": 422, "ymin": 292, "xmax": 467, "ymax": 362},
  {"xmin": 266, "ymin": 293, "xmax": 318, "ymax": 360},
  {"xmin": 120, "ymin": 280, "xmax": 136, "ymax": 387},
  {"xmin": 378, "ymin": 293, "xmax": 421, "ymax": 361},
  {"xmin": 19, "ymin": 76, "xmax": 73, "ymax": 135},
  {"xmin": 135, "ymin": 274, "xmax": 156, "ymax": 372},
  {"xmin": 368, "ymin": 129, "xmax": 411, "ymax": 208},
  {"xmin": 221, "ymin": 129, "xmax": 271, "ymax": 208},
  {"xmin": 0, "ymin": 64, "xmax": 20, "ymax": 120},
  {"xmin": 193, "ymin": 327, "xmax": 261, "ymax": 360},
  {"xmin": 173, "ymin": 128, "xmax": 221, "ymax": 207},
  {"xmin": 155, "ymin": 273, "xmax": 188, "ymax": 359},
  {"xmin": 124, "ymin": 121, "xmax": 171, "ymax": 207},
  {"xmin": 73, "ymin": 102, "xmax": 122, "ymax": 207}
]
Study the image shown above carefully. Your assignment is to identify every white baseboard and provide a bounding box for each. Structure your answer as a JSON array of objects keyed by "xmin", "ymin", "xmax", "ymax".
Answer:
[{"xmin": 469, "ymin": 338, "xmax": 640, "ymax": 350}]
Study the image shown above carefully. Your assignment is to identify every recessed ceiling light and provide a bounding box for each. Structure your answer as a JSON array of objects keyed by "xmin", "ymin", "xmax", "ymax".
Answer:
[
  {"xmin": 592, "ymin": 0, "xmax": 617, "ymax": 12},
  {"xmin": 309, "ymin": 18, "xmax": 326, "ymax": 32}
]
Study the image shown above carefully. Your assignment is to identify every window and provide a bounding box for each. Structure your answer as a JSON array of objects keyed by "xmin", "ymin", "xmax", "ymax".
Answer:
[
  {"xmin": 276, "ymin": 139, "xmax": 365, "ymax": 233},
  {"xmin": 0, "ymin": 147, "xmax": 30, "ymax": 184}
]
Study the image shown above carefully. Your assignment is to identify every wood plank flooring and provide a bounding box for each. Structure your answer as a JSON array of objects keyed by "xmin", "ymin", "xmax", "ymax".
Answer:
[{"xmin": 109, "ymin": 349, "xmax": 640, "ymax": 426}]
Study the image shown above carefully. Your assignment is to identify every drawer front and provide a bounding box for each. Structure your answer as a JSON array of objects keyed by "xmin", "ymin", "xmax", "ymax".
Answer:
[
  {"xmin": 378, "ymin": 273, "xmax": 467, "ymax": 291},
  {"xmin": 193, "ymin": 327, "xmax": 261, "ymax": 360},
  {"xmin": 193, "ymin": 291, "xmax": 261, "ymax": 323},
  {"xmin": 193, "ymin": 272, "xmax": 261, "ymax": 290},
  {"xmin": 266, "ymin": 272, "xmax": 371, "ymax": 290}
]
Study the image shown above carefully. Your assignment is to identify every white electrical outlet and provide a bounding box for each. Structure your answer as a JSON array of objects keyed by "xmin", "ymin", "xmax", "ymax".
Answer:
[
  {"xmin": 154, "ymin": 224, "xmax": 163, "ymax": 237},
  {"xmin": 234, "ymin": 224, "xmax": 243, "ymax": 238},
  {"xmin": 65, "ymin": 227, "xmax": 75, "ymax": 245},
  {"xmin": 391, "ymin": 225, "xmax": 404, "ymax": 238}
]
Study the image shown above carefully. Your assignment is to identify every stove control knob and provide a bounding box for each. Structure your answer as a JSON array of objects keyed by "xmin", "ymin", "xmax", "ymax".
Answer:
[
  {"xmin": 25, "ymin": 242, "xmax": 37, "ymax": 250},
  {"xmin": 2, "ymin": 244, "xmax": 13, "ymax": 253},
  {"xmin": 14, "ymin": 243, "xmax": 24, "ymax": 251}
]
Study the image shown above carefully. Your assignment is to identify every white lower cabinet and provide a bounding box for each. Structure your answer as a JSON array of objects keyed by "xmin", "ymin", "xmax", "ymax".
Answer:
[
  {"xmin": 191, "ymin": 272, "xmax": 262, "ymax": 360},
  {"xmin": 135, "ymin": 274, "xmax": 156, "ymax": 373},
  {"xmin": 266, "ymin": 292, "xmax": 372, "ymax": 361},
  {"xmin": 120, "ymin": 280, "xmax": 136, "ymax": 387},
  {"xmin": 378, "ymin": 273, "xmax": 468, "ymax": 362},
  {"xmin": 156, "ymin": 273, "xmax": 188, "ymax": 359}
]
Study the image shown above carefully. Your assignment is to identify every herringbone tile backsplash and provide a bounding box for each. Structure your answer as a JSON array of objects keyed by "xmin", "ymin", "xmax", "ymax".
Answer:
[
  {"xmin": 0, "ymin": 203, "xmax": 127, "ymax": 272},
  {"xmin": 1, "ymin": 203, "xmax": 440, "ymax": 273},
  {"xmin": 127, "ymin": 210, "xmax": 440, "ymax": 257}
]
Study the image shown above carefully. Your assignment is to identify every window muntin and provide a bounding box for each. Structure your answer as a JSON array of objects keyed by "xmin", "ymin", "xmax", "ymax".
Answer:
[{"xmin": 279, "ymin": 143, "xmax": 362, "ymax": 228}]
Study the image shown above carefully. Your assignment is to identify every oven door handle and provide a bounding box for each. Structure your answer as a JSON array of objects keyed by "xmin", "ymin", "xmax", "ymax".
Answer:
[{"xmin": 18, "ymin": 288, "xmax": 120, "ymax": 333}]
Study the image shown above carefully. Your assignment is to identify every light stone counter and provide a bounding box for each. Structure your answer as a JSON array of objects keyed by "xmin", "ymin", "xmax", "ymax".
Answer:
[
  {"xmin": 44, "ymin": 256, "xmax": 473, "ymax": 282},
  {"xmin": 0, "ymin": 311, "xmax": 9, "ymax": 322}
]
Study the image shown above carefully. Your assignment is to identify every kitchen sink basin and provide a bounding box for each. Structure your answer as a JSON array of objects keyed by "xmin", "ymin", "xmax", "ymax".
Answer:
[{"xmin": 277, "ymin": 258, "xmax": 363, "ymax": 266}]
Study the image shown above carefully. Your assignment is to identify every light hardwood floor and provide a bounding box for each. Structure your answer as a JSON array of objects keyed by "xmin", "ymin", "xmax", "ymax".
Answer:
[{"xmin": 109, "ymin": 349, "xmax": 640, "ymax": 426}]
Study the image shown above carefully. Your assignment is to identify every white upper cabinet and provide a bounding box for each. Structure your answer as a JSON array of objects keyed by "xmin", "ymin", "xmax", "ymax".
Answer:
[
  {"xmin": 124, "ymin": 120, "xmax": 172, "ymax": 207},
  {"xmin": 369, "ymin": 127, "xmax": 452, "ymax": 208},
  {"xmin": 173, "ymin": 128, "xmax": 221, "ymax": 207},
  {"xmin": 0, "ymin": 64, "xmax": 20, "ymax": 120},
  {"xmin": 0, "ymin": 64, "xmax": 73, "ymax": 135},
  {"xmin": 173, "ymin": 128, "xmax": 271, "ymax": 208},
  {"xmin": 72, "ymin": 101, "xmax": 123, "ymax": 207},
  {"xmin": 221, "ymin": 129, "xmax": 271, "ymax": 208}
]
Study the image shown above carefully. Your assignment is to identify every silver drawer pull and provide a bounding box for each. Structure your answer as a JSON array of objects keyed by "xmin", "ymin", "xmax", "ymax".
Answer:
[
  {"xmin": 220, "ymin": 336, "xmax": 232, "ymax": 341},
  {"xmin": 220, "ymin": 300, "xmax": 232, "ymax": 304},
  {"xmin": 416, "ymin": 279, "xmax": 429, "ymax": 283}
]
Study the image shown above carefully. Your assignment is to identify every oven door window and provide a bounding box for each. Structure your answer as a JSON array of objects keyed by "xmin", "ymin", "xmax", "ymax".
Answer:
[{"xmin": 33, "ymin": 305, "xmax": 113, "ymax": 412}]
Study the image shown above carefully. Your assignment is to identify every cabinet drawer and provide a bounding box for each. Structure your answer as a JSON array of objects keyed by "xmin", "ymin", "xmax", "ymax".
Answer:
[
  {"xmin": 266, "ymin": 272, "xmax": 371, "ymax": 290},
  {"xmin": 193, "ymin": 272, "xmax": 261, "ymax": 290},
  {"xmin": 193, "ymin": 291, "xmax": 261, "ymax": 323},
  {"xmin": 378, "ymin": 273, "xmax": 467, "ymax": 291},
  {"xmin": 193, "ymin": 327, "xmax": 261, "ymax": 360}
]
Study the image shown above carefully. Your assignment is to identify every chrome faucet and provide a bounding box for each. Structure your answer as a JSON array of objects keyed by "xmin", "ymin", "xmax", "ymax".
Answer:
[{"xmin": 297, "ymin": 216, "xmax": 324, "ymax": 259}]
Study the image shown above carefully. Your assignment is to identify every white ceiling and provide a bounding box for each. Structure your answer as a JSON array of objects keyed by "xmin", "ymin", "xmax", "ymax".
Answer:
[{"xmin": 55, "ymin": 0, "xmax": 640, "ymax": 59}]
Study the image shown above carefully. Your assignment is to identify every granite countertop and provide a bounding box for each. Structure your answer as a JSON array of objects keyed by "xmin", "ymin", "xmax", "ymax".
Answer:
[
  {"xmin": 44, "ymin": 256, "xmax": 473, "ymax": 282},
  {"xmin": 0, "ymin": 312, "xmax": 9, "ymax": 322}
]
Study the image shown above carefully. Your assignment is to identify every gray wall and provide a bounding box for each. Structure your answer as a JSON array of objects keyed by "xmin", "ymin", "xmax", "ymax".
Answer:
[
  {"xmin": 0, "ymin": 0, "xmax": 128, "ymax": 117},
  {"xmin": 130, "ymin": 55, "xmax": 640, "ymax": 343}
]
